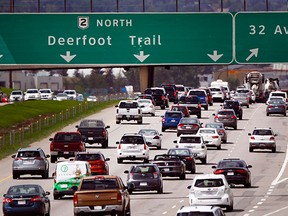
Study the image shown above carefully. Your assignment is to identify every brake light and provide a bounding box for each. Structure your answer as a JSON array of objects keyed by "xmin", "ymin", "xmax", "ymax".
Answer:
[
  {"xmin": 231, "ymin": 115, "xmax": 237, "ymax": 119},
  {"xmin": 149, "ymin": 105, "xmax": 153, "ymax": 108},
  {"xmin": 161, "ymin": 95, "xmax": 165, "ymax": 100},
  {"xmin": 212, "ymin": 136, "xmax": 219, "ymax": 139},
  {"xmin": 214, "ymin": 169, "xmax": 225, "ymax": 174},
  {"xmin": 215, "ymin": 115, "xmax": 219, "ymax": 119},
  {"xmin": 174, "ymin": 92, "xmax": 176, "ymax": 97},
  {"xmin": 144, "ymin": 144, "xmax": 147, "ymax": 150},
  {"xmin": 198, "ymin": 104, "xmax": 201, "ymax": 108},
  {"xmin": 14, "ymin": 157, "xmax": 23, "ymax": 161},
  {"xmin": 118, "ymin": 144, "xmax": 121, "ymax": 149},
  {"xmin": 279, "ymin": 105, "xmax": 286, "ymax": 109},
  {"xmin": 153, "ymin": 172, "xmax": 158, "ymax": 178},
  {"xmin": 3, "ymin": 198, "xmax": 13, "ymax": 203},
  {"xmin": 117, "ymin": 192, "xmax": 122, "ymax": 202},
  {"xmin": 153, "ymin": 136, "xmax": 160, "ymax": 139},
  {"xmin": 270, "ymin": 136, "xmax": 275, "ymax": 140},
  {"xmin": 162, "ymin": 118, "xmax": 165, "ymax": 123},
  {"xmin": 73, "ymin": 194, "xmax": 78, "ymax": 205},
  {"xmin": 267, "ymin": 105, "xmax": 273, "ymax": 108},
  {"xmin": 185, "ymin": 157, "xmax": 193, "ymax": 161},
  {"xmin": 50, "ymin": 142, "xmax": 54, "ymax": 151},
  {"xmin": 79, "ymin": 143, "xmax": 84, "ymax": 151},
  {"xmin": 30, "ymin": 195, "xmax": 42, "ymax": 202},
  {"xmin": 219, "ymin": 129, "xmax": 225, "ymax": 133},
  {"xmin": 178, "ymin": 124, "xmax": 184, "ymax": 129},
  {"xmin": 250, "ymin": 136, "xmax": 255, "ymax": 140},
  {"xmin": 236, "ymin": 169, "xmax": 247, "ymax": 174},
  {"xmin": 102, "ymin": 130, "xmax": 106, "ymax": 137}
]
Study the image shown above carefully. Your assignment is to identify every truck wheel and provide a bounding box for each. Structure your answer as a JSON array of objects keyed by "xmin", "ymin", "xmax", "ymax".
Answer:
[
  {"xmin": 204, "ymin": 105, "xmax": 208, "ymax": 110},
  {"xmin": 50, "ymin": 156, "xmax": 57, "ymax": 163},
  {"xmin": 179, "ymin": 172, "xmax": 186, "ymax": 180},
  {"xmin": 116, "ymin": 119, "xmax": 121, "ymax": 124},
  {"xmin": 160, "ymin": 105, "xmax": 165, "ymax": 110},
  {"xmin": 117, "ymin": 158, "xmax": 123, "ymax": 164},
  {"xmin": 102, "ymin": 140, "xmax": 108, "ymax": 148},
  {"xmin": 137, "ymin": 119, "xmax": 142, "ymax": 124}
]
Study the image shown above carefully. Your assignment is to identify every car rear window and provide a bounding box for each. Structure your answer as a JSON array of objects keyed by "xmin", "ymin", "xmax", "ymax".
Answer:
[
  {"xmin": 177, "ymin": 213, "xmax": 214, "ymax": 216},
  {"xmin": 54, "ymin": 133, "xmax": 81, "ymax": 142},
  {"xmin": 218, "ymin": 161, "xmax": 245, "ymax": 168},
  {"xmin": 8, "ymin": 185, "xmax": 40, "ymax": 195},
  {"xmin": 145, "ymin": 89, "xmax": 164, "ymax": 95},
  {"xmin": 132, "ymin": 166, "xmax": 156, "ymax": 173},
  {"xmin": 270, "ymin": 93, "xmax": 285, "ymax": 97},
  {"xmin": 189, "ymin": 90, "xmax": 206, "ymax": 96},
  {"xmin": 81, "ymin": 178, "xmax": 119, "ymax": 190},
  {"xmin": 179, "ymin": 96, "xmax": 199, "ymax": 103},
  {"xmin": 119, "ymin": 101, "xmax": 138, "ymax": 108},
  {"xmin": 179, "ymin": 137, "xmax": 201, "ymax": 143},
  {"xmin": 194, "ymin": 179, "xmax": 224, "ymax": 187},
  {"xmin": 120, "ymin": 136, "xmax": 144, "ymax": 144},
  {"xmin": 138, "ymin": 130, "xmax": 157, "ymax": 136},
  {"xmin": 225, "ymin": 101, "xmax": 239, "ymax": 106},
  {"xmin": 79, "ymin": 120, "xmax": 104, "ymax": 127},
  {"xmin": 180, "ymin": 118, "xmax": 198, "ymax": 124},
  {"xmin": 205, "ymin": 123, "xmax": 222, "ymax": 129},
  {"xmin": 75, "ymin": 154, "xmax": 102, "ymax": 161},
  {"xmin": 252, "ymin": 130, "xmax": 272, "ymax": 135},
  {"xmin": 165, "ymin": 112, "xmax": 182, "ymax": 118},
  {"xmin": 17, "ymin": 151, "xmax": 40, "ymax": 158},
  {"xmin": 217, "ymin": 110, "xmax": 234, "ymax": 115}
]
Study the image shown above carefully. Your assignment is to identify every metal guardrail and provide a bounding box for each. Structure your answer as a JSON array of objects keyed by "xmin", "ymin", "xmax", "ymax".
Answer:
[{"xmin": 0, "ymin": 93, "xmax": 130, "ymax": 148}]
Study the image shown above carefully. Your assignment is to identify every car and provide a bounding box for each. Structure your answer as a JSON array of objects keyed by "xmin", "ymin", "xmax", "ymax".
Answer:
[
  {"xmin": 197, "ymin": 128, "xmax": 221, "ymax": 150},
  {"xmin": 161, "ymin": 84, "xmax": 178, "ymax": 102},
  {"xmin": 268, "ymin": 90, "xmax": 288, "ymax": 107},
  {"xmin": 222, "ymin": 100, "xmax": 243, "ymax": 120},
  {"xmin": 53, "ymin": 92, "xmax": 68, "ymax": 101},
  {"xmin": 3, "ymin": 184, "xmax": 51, "ymax": 216},
  {"xmin": 124, "ymin": 164, "xmax": 163, "ymax": 194},
  {"xmin": 188, "ymin": 89, "xmax": 209, "ymax": 110},
  {"xmin": 214, "ymin": 109, "xmax": 237, "ymax": 130},
  {"xmin": 9, "ymin": 90, "xmax": 24, "ymax": 102},
  {"xmin": 137, "ymin": 98, "xmax": 156, "ymax": 116},
  {"xmin": 248, "ymin": 127, "xmax": 277, "ymax": 152},
  {"xmin": 77, "ymin": 94, "xmax": 84, "ymax": 102},
  {"xmin": 187, "ymin": 174, "xmax": 234, "ymax": 211},
  {"xmin": 115, "ymin": 100, "xmax": 143, "ymax": 124},
  {"xmin": 177, "ymin": 117, "xmax": 202, "ymax": 136},
  {"xmin": 266, "ymin": 100, "xmax": 286, "ymax": 116},
  {"xmin": 138, "ymin": 129, "xmax": 162, "ymax": 149},
  {"xmin": 39, "ymin": 88, "xmax": 53, "ymax": 100},
  {"xmin": 151, "ymin": 154, "xmax": 186, "ymax": 180},
  {"xmin": 161, "ymin": 110, "xmax": 184, "ymax": 132},
  {"xmin": 232, "ymin": 92, "xmax": 249, "ymax": 108},
  {"xmin": 235, "ymin": 88, "xmax": 252, "ymax": 104},
  {"xmin": 167, "ymin": 148, "xmax": 196, "ymax": 174},
  {"xmin": 178, "ymin": 95, "xmax": 202, "ymax": 118},
  {"xmin": 171, "ymin": 105, "xmax": 190, "ymax": 117},
  {"xmin": 144, "ymin": 87, "xmax": 169, "ymax": 109},
  {"xmin": 137, "ymin": 94, "xmax": 156, "ymax": 105},
  {"xmin": 212, "ymin": 158, "xmax": 252, "ymax": 188},
  {"xmin": 249, "ymin": 90, "xmax": 256, "ymax": 103},
  {"xmin": 75, "ymin": 152, "xmax": 110, "ymax": 175},
  {"xmin": 1, "ymin": 93, "xmax": 8, "ymax": 103},
  {"xmin": 24, "ymin": 89, "xmax": 41, "ymax": 100},
  {"xmin": 86, "ymin": 95, "xmax": 97, "ymax": 102},
  {"xmin": 63, "ymin": 89, "xmax": 77, "ymax": 100},
  {"xmin": 116, "ymin": 133, "xmax": 150, "ymax": 163},
  {"xmin": 266, "ymin": 96, "xmax": 286, "ymax": 105},
  {"xmin": 199, "ymin": 87, "xmax": 213, "ymax": 106},
  {"xmin": 204, "ymin": 122, "xmax": 227, "ymax": 143},
  {"xmin": 174, "ymin": 134, "xmax": 207, "ymax": 164},
  {"xmin": 209, "ymin": 86, "xmax": 225, "ymax": 102},
  {"xmin": 11, "ymin": 147, "xmax": 50, "ymax": 179},
  {"xmin": 176, "ymin": 205, "xmax": 225, "ymax": 216},
  {"xmin": 174, "ymin": 84, "xmax": 187, "ymax": 100}
]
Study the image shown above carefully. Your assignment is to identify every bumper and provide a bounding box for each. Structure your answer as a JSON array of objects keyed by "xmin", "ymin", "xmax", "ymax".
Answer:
[
  {"xmin": 3, "ymin": 203, "xmax": 45, "ymax": 216},
  {"xmin": 117, "ymin": 152, "xmax": 149, "ymax": 160},
  {"xmin": 249, "ymin": 142, "xmax": 276, "ymax": 149},
  {"xmin": 74, "ymin": 205, "xmax": 123, "ymax": 215},
  {"xmin": 189, "ymin": 194, "xmax": 231, "ymax": 206},
  {"xmin": 116, "ymin": 115, "xmax": 142, "ymax": 121},
  {"xmin": 128, "ymin": 180, "xmax": 161, "ymax": 191}
]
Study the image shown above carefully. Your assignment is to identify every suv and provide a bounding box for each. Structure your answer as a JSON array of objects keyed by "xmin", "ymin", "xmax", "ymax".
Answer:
[
  {"xmin": 144, "ymin": 87, "xmax": 168, "ymax": 109},
  {"xmin": 76, "ymin": 119, "xmax": 110, "ymax": 148},
  {"xmin": 222, "ymin": 100, "xmax": 243, "ymax": 120},
  {"xmin": 9, "ymin": 90, "xmax": 24, "ymax": 102},
  {"xmin": 177, "ymin": 206, "xmax": 225, "ymax": 216},
  {"xmin": 63, "ymin": 89, "xmax": 77, "ymax": 100},
  {"xmin": 188, "ymin": 89, "xmax": 209, "ymax": 110},
  {"xmin": 115, "ymin": 100, "xmax": 143, "ymax": 124},
  {"xmin": 214, "ymin": 109, "xmax": 237, "ymax": 130},
  {"xmin": 49, "ymin": 132, "xmax": 86, "ymax": 163},
  {"xmin": 187, "ymin": 174, "xmax": 234, "ymax": 211},
  {"xmin": 39, "ymin": 88, "xmax": 53, "ymax": 100},
  {"xmin": 24, "ymin": 89, "xmax": 41, "ymax": 100},
  {"xmin": 12, "ymin": 147, "xmax": 50, "ymax": 179},
  {"xmin": 209, "ymin": 86, "xmax": 225, "ymax": 102},
  {"xmin": 248, "ymin": 128, "xmax": 277, "ymax": 152},
  {"xmin": 161, "ymin": 110, "xmax": 184, "ymax": 132},
  {"xmin": 178, "ymin": 95, "xmax": 201, "ymax": 118},
  {"xmin": 161, "ymin": 84, "xmax": 178, "ymax": 102},
  {"xmin": 116, "ymin": 133, "xmax": 150, "ymax": 163}
]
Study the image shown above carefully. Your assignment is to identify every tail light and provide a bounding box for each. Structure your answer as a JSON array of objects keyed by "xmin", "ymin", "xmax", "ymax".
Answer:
[
  {"xmin": 14, "ymin": 157, "xmax": 23, "ymax": 161},
  {"xmin": 231, "ymin": 115, "xmax": 237, "ymax": 119},
  {"xmin": 250, "ymin": 136, "xmax": 255, "ymax": 140},
  {"xmin": 219, "ymin": 129, "xmax": 225, "ymax": 133},
  {"xmin": 117, "ymin": 192, "xmax": 122, "ymax": 202},
  {"xmin": 118, "ymin": 144, "xmax": 121, "ymax": 149},
  {"xmin": 177, "ymin": 124, "xmax": 184, "ymax": 129},
  {"xmin": 174, "ymin": 92, "xmax": 176, "ymax": 97},
  {"xmin": 279, "ymin": 105, "xmax": 286, "ymax": 109},
  {"xmin": 162, "ymin": 118, "xmax": 165, "ymax": 123},
  {"xmin": 212, "ymin": 136, "xmax": 219, "ymax": 139},
  {"xmin": 198, "ymin": 104, "xmax": 201, "ymax": 109},
  {"xmin": 77, "ymin": 129, "xmax": 80, "ymax": 133},
  {"xmin": 214, "ymin": 115, "xmax": 219, "ymax": 119},
  {"xmin": 270, "ymin": 136, "xmax": 275, "ymax": 140},
  {"xmin": 161, "ymin": 95, "xmax": 165, "ymax": 100},
  {"xmin": 153, "ymin": 136, "xmax": 160, "ymax": 139},
  {"xmin": 79, "ymin": 143, "xmax": 84, "ymax": 151},
  {"xmin": 149, "ymin": 105, "xmax": 153, "ymax": 108},
  {"xmin": 30, "ymin": 195, "xmax": 42, "ymax": 202},
  {"xmin": 267, "ymin": 105, "xmax": 273, "ymax": 108},
  {"xmin": 144, "ymin": 144, "xmax": 147, "ymax": 150},
  {"xmin": 214, "ymin": 169, "xmax": 225, "ymax": 174},
  {"xmin": 50, "ymin": 142, "xmax": 54, "ymax": 151},
  {"xmin": 73, "ymin": 194, "xmax": 78, "ymax": 205},
  {"xmin": 185, "ymin": 157, "xmax": 193, "ymax": 161},
  {"xmin": 153, "ymin": 172, "xmax": 158, "ymax": 178},
  {"xmin": 102, "ymin": 130, "xmax": 106, "ymax": 137},
  {"xmin": 3, "ymin": 198, "xmax": 13, "ymax": 203},
  {"xmin": 236, "ymin": 169, "xmax": 247, "ymax": 174}
]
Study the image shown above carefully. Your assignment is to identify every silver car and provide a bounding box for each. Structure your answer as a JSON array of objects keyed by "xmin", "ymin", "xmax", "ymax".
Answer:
[
  {"xmin": 233, "ymin": 92, "xmax": 249, "ymax": 108},
  {"xmin": 204, "ymin": 122, "xmax": 227, "ymax": 143},
  {"xmin": 12, "ymin": 147, "xmax": 50, "ymax": 179},
  {"xmin": 138, "ymin": 129, "xmax": 162, "ymax": 149}
]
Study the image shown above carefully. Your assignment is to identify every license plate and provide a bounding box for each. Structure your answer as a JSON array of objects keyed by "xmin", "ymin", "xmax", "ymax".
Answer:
[
  {"xmin": 163, "ymin": 168, "xmax": 170, "ymax": 172},
  {"xmin": 140, "ymin": 182, "xmax": 148, "ymax": 186},
  {"xmin": 171, "ymin": 119, "xmax": 176, "ymax": 122},
  {"xmin": 227, "ymin": 172, "xmax": 234, "ymax": 176},
  {"xmin": 186, "ymin": 146, "xmax": 194, "ymax": 148},
  {"xmin": 128, "ymin": 146, "xmax": 136, "ymax": 149},
  {"xmin": 64, "ymin": 151, "xmax": 69, "ymax": 154},
  {"xmin": 126, "ymin": 115, "xmax": 130, "ymax": 118},
  {"xmin": 23, "ymin": 160, "xmax": 34, "ymax": 164},
  {"xmin": 94, "ymin": 206, "xmax": 102, "ymax": 210},
  {"xmin": 60, "ymin": 184, "xmax": 68, "ymax": 188},
  {"xmin": 18, "ymin": 200, "xmax": 26, "ymax": 205},
  {"xmin": 186, "ymin": 126, "xmax": 192, "ymax": 129},
  {"xmin": 88, "ymin": 137, "xmax": 93, "ymax": 140}
]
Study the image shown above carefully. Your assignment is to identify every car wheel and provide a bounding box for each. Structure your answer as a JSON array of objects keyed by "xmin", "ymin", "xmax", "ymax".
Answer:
[
  {"xmin": 102, "ymin": 140, "xmax": 108, "ymax": 148},
  {"xmin": 177, "ymin": 133, "xmax": 180, "ymax": 137},
  {"xmin": 143, "ymin": 159, "xmax": 149, "ymax": 163},
  {"xmin": 266, "ymin": 113, "xmax": 269, "ymax": 116},
  {"xmin": 12, "ymin": 173, "xmax": 19, "ymax": 179},
  {"xmin": 234, "ymin": 125, "xmax": 237, "ymax": 130},
  {"xmin": 226, "ymin": 203, "xmax": 234, "ymax": 212},
  {"xmin": 157, "ymin": 186, "xmax": 163, "ymax": 194},
  {"xmin": 272, "ymin": 147, "xmax": 276, "ymax": 153},
  {"xmin": 284, "ymin": 113, "xmax": 287, "ymax": 116},
  {"xmin": 116, "ymin": 119, "xmax": 121, "ymax": 124},
  {"xmin": 151, "ymin": 113, "xmax": 155, "ymax": 116},
  {"xmin": 161, "ymin": 128, "xmax": 166, "ymax": 132},
  {"xmin": 179, "ymin": 172, "xmax": 186, "ymax": 180},
  {"xmin": 117, "ymin": 158, "xmax": 123, "ymax": 164},
  {"xmin": 157, "ymin": 146, "xmax": 161, "ymax": 150},
  {"xmin": 217, "ymin": 145, "xmax": 221, "ymax": 150},
  {"xmin": 137, "ymin": 119, "xmax": 143, "ymax": 124},
  {"xmin": 43, "ymin": 170, "xmax": 49, "ymax": 179},
  {"xmin": 245, "ymin": 182, "xmax": 251, "ymax": 188},
  {"xmin": 191, "ymin": 167, "xmax": 196, "ymax": 174},
  {"xmin": 249, "ymin": 147, "xmax": 253, "ymax": 152},
  {"xmin": 223, "ymin": 139, "xmax": 227, "ymax": 143},
  {"xmin": 128, "ymin": 189, "xmax": 133, "ymax": 194},
  {"xmin": 53, "ymin": 194, "xmax": 59, "ymax": 200},
  {"xmin": 239, "ymin": 115, "xmax": 243, "ymax": 120},
  {"xmin": 50, "ymin": 156, "xmax": 57, "ymax": 163},
  {"xmin": 201, "ymin": 158, "xmax": 207, "ymax": 164}
]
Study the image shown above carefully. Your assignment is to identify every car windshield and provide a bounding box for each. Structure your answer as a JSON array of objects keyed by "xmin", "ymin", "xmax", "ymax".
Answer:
[
  {"xmin": 12, "ymin": 91, "xmax": 22, "ymax": 95},
  {"xmin": 237, "ymin": 89, "xmax": 249, "ymax": 93},
  {"xmin": 252, "ymin": 130, "xmax": 272, "ymax": 135},
  {"xmin": 75, "ymin": 154, "xmax": 101, "ymax": 161},
  {"xmin": 121, "ymin": 136, "xmax": 144, "ymax": 144},
  {"xmin": 194, "ymin": 179, "xmax": 224, "ymax": 187},
  {"xmin": 80, "ymin": 178, "xmax": 119, "ymax": 190},
  {"xmin": 119, "ymin": 102, "xmax": 138, "ymax": 108},
  {"xmin": 27, "ymin": 90, "xmax": 38, "ymax": 93},
  {"xmin": 175, "ymin": 86, "xmax": 185, "ymax": 91},
  {"xmin": 179, "ymin": 137, "xmax": 201, "ymax": 143},
  {"xmin": 40, "ymin": 90, "xmax": 51, "ymax": 93},
  {"xmin": 271, "ymin": 93, "xmax": 285, "ymax": 97},
  {"xmin": 138, "ymin": 99, "xmax": 150, "ymax": 104}
]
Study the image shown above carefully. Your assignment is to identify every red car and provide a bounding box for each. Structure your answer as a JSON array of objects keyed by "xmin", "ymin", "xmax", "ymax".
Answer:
[
  {"xmin": 1, "ymin": 94, "xmax": 9, "ymax": 103},
  {"xmin": 171, "ymin": 105, "xmax": 190, "ymax": 117},
  {"xmin": 75, "ymin": 152, "xmax": 110, "ymax": 175}
]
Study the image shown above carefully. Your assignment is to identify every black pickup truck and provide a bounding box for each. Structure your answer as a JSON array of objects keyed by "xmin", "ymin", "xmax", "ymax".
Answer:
[
  {"xmin": 76, "ymin": 119, "xmax": 110, "ymax": 148},
  {"xmin": 144, "ymin": 87, "xmax": 169, "ymax": 109}
]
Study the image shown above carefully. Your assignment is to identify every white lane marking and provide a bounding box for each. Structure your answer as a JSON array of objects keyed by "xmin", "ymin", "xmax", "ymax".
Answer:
[
  {"xmin": 263, "ymin": 206, "xmax": 288, "ymax": 216},
  {"xmin": 162, "ymin": 211, "xmax": 167, "ymax": 214},
  {"xmin": 261, "ymin": 198, "xmax": 266, "ymax": 201},
  {"xmin": 253, "ymin": 206, "xmax": 259, "ymax": 209},
  {"xmin": 172, "ymin": 205, "xmax": 177, "ymax": 209},
  {"xmin": 257, "ymin": 202, "xmax": 263, "ymax": 205},
  {"xmin": 179, "ymin": 200, "xmax": 184, "ymax": 203}
]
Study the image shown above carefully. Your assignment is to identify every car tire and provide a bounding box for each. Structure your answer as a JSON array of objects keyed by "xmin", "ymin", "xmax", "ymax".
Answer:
[
  {"xmin": 247, "ymin": 105, "xmax": 249, "ymax": 108},
  {"xmin": 204, "ymin": 105, "xmax": 208, "ymax": 110},
  {"xmin": 117, "ymin": 158, "xmax": 123, "ymax": 164},
  {"xmin": 249, "ymin": 147, "xmax": 253, "ymax": 152},
  {"xmin": 179, "ymin": 172, "xmax": 186, "ymax": 180},
  {"xmin": 284, "ymin": 113, "xmax": 286, "ymax": 116},
  {"xmin": 143, "ymin": 159, "xmax": 149, "ymax": 163},
  {"xmin": 266, "ymin": 113, "xmax": 269, "ymax": 116},
  {"xmin": 201, "ymin": 158, "xmax": 207, "ymax": 164},
  {"xmin": 226, "ymin": 203, "xmax": 234, "ymax": 212},
  {"xmin": 177, "ymin": 133, "xmax": 180, "ymax": 137},
  {"xmin": 137, "ymin": 119, "xmax": 143, "ymax": 124},
  {"xmin": 116, "ymin": 119, "xmax": 121, "ymax": 124},
  {"xmin": 272, "ymin": 147, "xmax": 276, "ymax": 153},
  {"xmin": 245, "ymin": 182, "xmax": 251, "ymax": 188},
  {"xmin": 12, "ymin": 173, "xmax": 19, "ymax": 179},
  {"xmin": 128, "ymin": 189, "xmax": 133, "ymax": 194},
  {"xmin": 191, "ymin": 167, "xmax": 196, "ymax": 174},
  {"xmin": 50, "ymin": 156, "xmax": 57, "ymax": 163},
  {"xmin": 217, "ymin": 145, "xmax": 221, "ymax": 150},
  {"xmin": 161, "ymin": 128, "xmax": 166, "ymax": 132},
  {"xmin": 234, "ymin": 125, "xmax": 237, "ymax": 130},
  {"xmin": 151, "ymin": 113, "xmax": 155, "ymax": 116},
  {"xmin": 43, "ymin": 170, "xmax": 49, "ymax": 179},
  {"xmin": 157, "ymin": 146, "xmax": 161, "ymax": 150},
  {"xmin": 239, "ymin": 115, "xmax": 243, "ymax": 120},
  {"xmin": 157, "ymin": 186, "xmax": 163, "ymax": 194},
  {"xmin": 223, "ymin": 139, "xmax": 227, "ymax": 143},
  {"xmin": 102, "ymin": 140, "xmax": 108, "ymax": 148}
]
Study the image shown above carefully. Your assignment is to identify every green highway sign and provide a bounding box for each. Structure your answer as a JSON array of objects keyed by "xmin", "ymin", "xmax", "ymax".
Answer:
[
  {"xmin": 235, "ymin": 12, "xmax": 288, "ymax": 64},
  {"xmin": 0, "ymin": 13, "xmax": 233, "ymax": 66}
]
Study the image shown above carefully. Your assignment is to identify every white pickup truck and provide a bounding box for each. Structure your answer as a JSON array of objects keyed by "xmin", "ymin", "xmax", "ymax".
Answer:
[{"xmin": 115, "ymin": 100, "xmax": 143, "ymax": 124}]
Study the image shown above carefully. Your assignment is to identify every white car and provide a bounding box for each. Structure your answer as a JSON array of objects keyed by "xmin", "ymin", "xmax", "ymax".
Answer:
[
  {"xmin": 24, "ymin": 89, "xmax": 41, "ymax": 100},
  {"xmin": 187, "ymin": 174, "xmax": 234, "ymax": 212},
  {"xmin": 116, "ymin": 133, "xmax": 149, "ymax": 163},
  {"xmin": 197, "ymin": 128, "xmax": 221, "ymax": 150},
  {"xmin": 39, "ymin": 89, "xmax": 53, "ymax": 100},
  {"xmin": 138, "ymin": 129, "xmax": 162, "ymax": 150},
  {"xmin": 266, "ymin": 96, "xmax": 285, "ymax": 105},
  {"xmin": 137, "ymin": 98, "xmax": 155, "ymax": 116},
  {"xmin": 268, "ymin": 91, "xmax": 287, "ymax": 106},
  {"xmin": 53, "ymin": 93, "xmax": 68, "ymax": 101},
  {"xmin": 176, "ymin": 205, "xmax": 225, "ymax": 216},
  {"xmin": 248, "ymin": 127, "xmax": 277, "ymax": 152},
  {"xmin": 9, "ymin": 90, "xmax": 24, "ymax": 102},
  {"xmin": 174, "ymin": 134, "xmax": 207, "ymax": 164},
  {"xmin": 63, "ymin": 89, "xmax": 77, "ymax": 100},
  {"xmin": 86, "ymin": 96, "xmax": 97, "ymax": 102},
  {"xmin": 209, "ymin": 87, "xmax": 225, "ymax": 102}
]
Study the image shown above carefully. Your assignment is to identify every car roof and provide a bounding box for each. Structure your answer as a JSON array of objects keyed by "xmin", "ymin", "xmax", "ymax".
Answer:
[
  {"xmin": 17, "ymin": 147, "xmax": 42, "ymax": 152},
  {"xmin": 179, "ymin": 134, "xmax": 202, "ymax": 138},
  {"xmin": 253, "ymin": 127, "xmax": 272, "ymax": 130},
  {"xmin": 56, "ymin": 161, "xmax": 89, "ymax": 165},
  {"xmin": 194, "ymin": 174, "xmax": 225, "ymax": 180}
]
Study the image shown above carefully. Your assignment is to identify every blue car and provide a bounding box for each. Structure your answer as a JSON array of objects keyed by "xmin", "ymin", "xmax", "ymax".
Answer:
[
  {"xmin": 188, "ymin": 89, "xmax": 209, "ymax": 110},
  {"xmin": 162, "ymin": 111, "xmax": 184, "ymax": 132}
]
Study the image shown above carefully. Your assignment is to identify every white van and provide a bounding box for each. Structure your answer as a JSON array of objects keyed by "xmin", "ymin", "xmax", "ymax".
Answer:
[{"xmin": 53, "ymin": 161, "xmax": 91, "ymax": 199}]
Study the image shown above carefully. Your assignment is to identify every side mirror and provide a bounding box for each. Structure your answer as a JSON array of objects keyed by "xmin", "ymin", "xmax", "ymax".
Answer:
[
  {"xmin": 115, "ymin": 105, "xmax": 118, "ymax": 107},
  {"xmin": 105, "ymin": 125, "xmax": 110, "ymax": 129},
  {"xmin": 75, "ymin": 125, "xmax": 79, "ymax": 128},
  {"xmin": 274, "ymin": 134, "xmax": 278, "ymax": 136},
  {"xmin": 116, "ymin": 141, "xmax": 120, "ymax": 144},
  {"xmin": 124, "ymin": 170, "xmax": 129, "ymax": 174},
  {"xmin": 248, "ymin": 133, "xmax": 251, "ymax": 136},
  {"xmin": 211, "ymin": 165, "xmax": 216, "ymax": 169},
  {"xmin": 212, "ymin": 113, "xmax": 215, "ymax": 116},
  {"xmin": 49, "ymin": 138, "xmax": 53, "ymax": 141},
  {"xmin": 105, "ymin": 158, "xmax": 110, "ymax": 161},
  {"xmin": 187, "ymin": 185, "xmax": 192, "ymax": 189},
  {"xmin": 45, "ymin": 154, "xmax": 50, "ymax": 158},
  {"xmin": 45, "ymin": 191, "xmax": 50, "ymax": 196},
  {"xmin": 247, "ymin": 165, "xmax": 252, "ymax": 168},
  {"xmin": 159, "ymin": 134, "xmax": 163, "ymax": 136}
]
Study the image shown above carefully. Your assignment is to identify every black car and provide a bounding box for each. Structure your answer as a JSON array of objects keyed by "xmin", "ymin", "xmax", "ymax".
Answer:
[
  {"xmin": 178, "ymin": 95, "xmax": 201, "ymax": 118},
  {"xmin": 144, "ymin": 87, "xmax": 169, "ymax": 109},
  {"xmin": 3, "ymin": 184, "xmax": 51, "ymax": 216},
  {"xmin": 124, "ymin": 164, "xmax": 163, "ymax": 194},
  {"xmin": 151, "ymin": 154, "xmax": 186, "ymax": 180},
  {"xmin": 222, "ymin": 100, "xmax": 243, "ymax": 120},
  {"xmin": 161, "ymin": 84, "xmax": 178, "ymax": 102},
  {"xmin": 212, "ymin": 158, "xmax": 252, "ymax": 188},
  {"xmin": 167, "ymin": 148, "xmax": 196, "ymax": 174}
]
